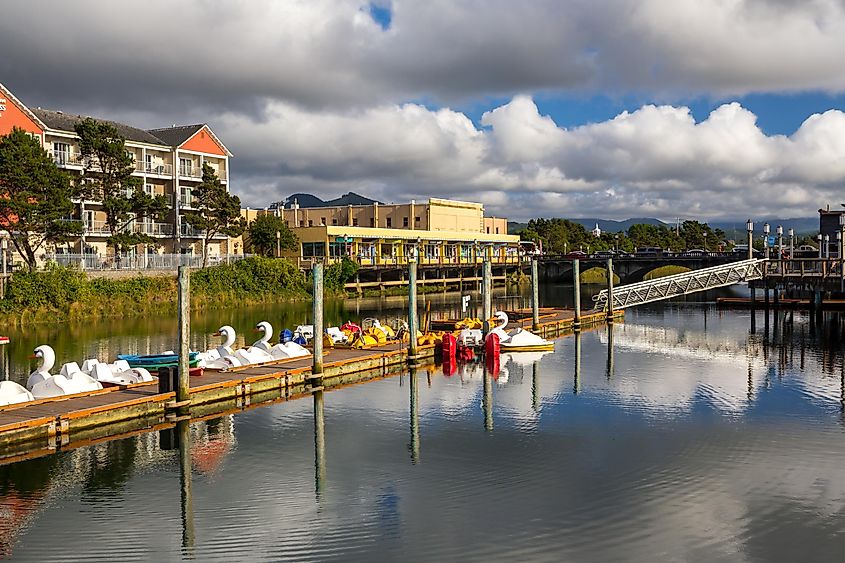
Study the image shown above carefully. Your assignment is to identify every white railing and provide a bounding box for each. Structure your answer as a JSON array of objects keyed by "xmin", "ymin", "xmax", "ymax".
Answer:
[
  {"xmin": 179, "ymin": 166, "xmax": 202, "ymax": 179},
  {"xmin": 52, "ymin": 150, "xmax": 84, "ymax": 166},
  {"xmin": 136, "ymin": 162, "xmax": 173, "ymax": 176},
  {"xmin": 44, "ymin": 253, "xmax": 254, "ymax": 270}
]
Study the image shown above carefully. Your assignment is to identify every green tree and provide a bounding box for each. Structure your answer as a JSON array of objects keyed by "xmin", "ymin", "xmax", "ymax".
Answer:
[
  {"xmin": 0, "ymin": 128, "xmax": 82, "ymax": 271},
  {"xmin": 75, "ymin": 118, "xmax": 168, "ymax": 253},
  {"xmin": 183, "ymin": 163, "xmax": 247, "ymax": 268},
  {"xmin": 246, "ymin": 214, "xmax": 298, "ymax": 257}
]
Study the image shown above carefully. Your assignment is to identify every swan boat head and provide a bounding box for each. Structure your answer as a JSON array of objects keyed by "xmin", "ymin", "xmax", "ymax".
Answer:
[
  {"xmin": 254, "ymin": 321, "xmax": 273, "ymax": 345},
  {"xmin": 214, "ymin": 326, "xmax": 237, "ymax": 349},
  {"xmin": 32, "ymin": 345, "xmax": 56, "ymax": 374}
]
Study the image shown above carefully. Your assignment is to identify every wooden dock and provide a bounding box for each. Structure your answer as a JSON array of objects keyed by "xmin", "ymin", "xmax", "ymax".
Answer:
[{"xmin": 0, "ymin": 308, "xmax": 620, "ymax": 462}]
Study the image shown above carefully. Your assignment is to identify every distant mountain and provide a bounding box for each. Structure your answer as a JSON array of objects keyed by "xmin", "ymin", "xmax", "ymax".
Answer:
[{"xmin": 281, "ymin": 192, "xmax": 383, "ymax": 209}]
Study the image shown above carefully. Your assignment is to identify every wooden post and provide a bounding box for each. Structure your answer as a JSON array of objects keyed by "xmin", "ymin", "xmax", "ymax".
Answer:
[
  {"xmin": 573, "ymin": 259, "xmax": 581, "ymax": 330},
  {"xmin": 312, "ymin": 262, "xmax": 324, "ymax": 375},
  {"xmin": 606, "ymin": 258, "xmax": 615, "ymax": 321},
  {"xmin": 482, "ymin": 260, "xmax": 492, "ymax": 336},
  {"xmin": 531, "ymin": 258, "xmax": 540, "ymax": 331},
  {"xmin": 408, "ymin": 259, "xmax": 418, "ymax": 363},
  {"xmin": 177, "ymin": 266, "xmax": 190, "ymax": 407}
]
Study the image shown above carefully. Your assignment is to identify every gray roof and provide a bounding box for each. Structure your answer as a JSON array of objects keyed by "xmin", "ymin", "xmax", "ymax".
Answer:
[
  {"xmin": 31, "ymin": 108, "xmax": 167, "ymax": 146},
  {"xmin": 146, "ymin": 124, "xmax": 205, "ymax": 147}
]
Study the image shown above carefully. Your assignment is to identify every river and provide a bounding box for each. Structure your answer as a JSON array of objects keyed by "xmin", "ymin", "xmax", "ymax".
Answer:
[{"xmin": 2, "ymin": 289, "xmax": 845, "ymax": 561}]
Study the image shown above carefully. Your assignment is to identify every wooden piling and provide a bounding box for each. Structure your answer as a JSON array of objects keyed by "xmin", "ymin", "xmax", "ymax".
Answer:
[
  {"xmin": 531, "ymin": 258, "xmax": 540, "ymax": 331},
  {"xmin": 573, "ymin": 259, "xmax": 582, "ymax": 330},
  {"xmin": 312, "ymin": 263, "xmax": 324, "ymax": 375},
  {"xmin": 606, "ymin": 258, "xmax": 615, "ymax": 321},
  {"xmin": 482, "ymin": 260, "xmax": 492, "ymax": 336},
  {"xmin": 408, "ymin": 259, "xmax": 418, "ymax": 363},
  {"xmin": 177, "ymin": 266, "xmax": 190, "ymax": 407}
]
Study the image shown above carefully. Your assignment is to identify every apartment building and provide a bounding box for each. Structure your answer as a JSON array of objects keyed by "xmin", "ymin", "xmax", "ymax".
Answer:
[
  {"xmin": 239, "ymin": 197, "xmax": 520, "ymax": 268},
  {"xmin": 0, "ymin": 81, "xmax": 232, "ymax": 257}
]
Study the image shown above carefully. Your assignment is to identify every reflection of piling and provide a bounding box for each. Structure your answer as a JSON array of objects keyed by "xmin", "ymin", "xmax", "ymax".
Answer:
[
  {"xmin": 408, "ymin": 260, "xmax": 418, "ymax": 363},
  {"xmin": 531, "ymin": 258, "xmax": 540, "ymax": 331},
  {"xmin": 312, "ymin": 263, "xmax": 324, "ymax": 375},
  {"xmin": 313, "ymin": 389, "xmax": 326, "ymax": 495},
  {"xmin": 177, "ymin": 419, "xmax": 195, "ymax": 552},
  {"xmin": 606, "ymin": 323, "xmax": 615, "ymax": 379},
  {"xmin": 483, "ymin": 366, "xmax": 493, "ymax": 432},
  {"xmin": 573, "ymin": 259, "xmax": 581, "ymax": 330},
  {"xmin": 574, "ymin": 331, "xmax": 581, "ymax": 394},
  {"xmin": 482, "ymin": 260, "xmax": 492, "ymax": 337},
  {"xmin": 606, "ymin": 258, "xmax": 615, "ymax": 321},
  {"xmin": 531, "ymin": 361, "xmax": 540, "ymax": 412},
  {"xmin": 177, "ymin": 266, "xmax": 191, "ymax": 409},
  {"xmin": 409, "ymin": 368, "xmax": 420, "ymax": 464}
]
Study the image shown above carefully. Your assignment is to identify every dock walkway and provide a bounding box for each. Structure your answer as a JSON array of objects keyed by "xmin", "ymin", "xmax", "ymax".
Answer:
[{"xmin": 0, "ymin": 309, "xmax": 620, "ymax": 460}]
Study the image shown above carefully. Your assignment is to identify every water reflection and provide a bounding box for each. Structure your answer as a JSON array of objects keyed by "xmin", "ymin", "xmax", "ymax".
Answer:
[
  {"xmin": 313, "ymin": 389, "xmax": 326, "ymax": 497},
  {"xmin": 483, "ymin": 366, "xmax": 493, "ymax": 432},
  {"xmin": 178, "ymin": 420, "xmax": 195, "ymax": 553},
  {"xmin": 574, "ymin": 331, "xmax": 581, "ymax": 394},
  {"xmin": 409, "ymin": 368, "xmax": 420, "ymax": 464}
]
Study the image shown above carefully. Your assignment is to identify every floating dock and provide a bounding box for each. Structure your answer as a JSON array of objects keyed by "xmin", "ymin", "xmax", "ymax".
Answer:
[{"xmin": 0, "ymin": 309, "xmax": 620, "ymax": 462}]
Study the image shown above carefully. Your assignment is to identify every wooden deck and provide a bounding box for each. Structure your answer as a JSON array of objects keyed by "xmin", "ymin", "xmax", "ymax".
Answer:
[{"xmin": 0, "ymin": 308, "xmax": 620, "ymax": 460}]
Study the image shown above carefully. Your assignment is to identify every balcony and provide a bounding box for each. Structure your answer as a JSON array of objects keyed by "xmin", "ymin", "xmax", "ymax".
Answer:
[
  {"xmin": 178, "ymin": 165, "xmax": 202, "ymax": 180},
  {"xmin": 52, "ymin": 150, "xmax": 84, "ymax": 167},
  {"xmin": 77, "ymin": 219, "xmax": 174, "ymax": 237},
  {"xmin": 136, "ymin": 162, "xmax": 173, "ymax": 176}
]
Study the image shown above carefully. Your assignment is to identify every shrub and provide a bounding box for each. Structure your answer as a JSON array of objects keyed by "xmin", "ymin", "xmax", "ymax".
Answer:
[
  {"xmin": 579, "ymin": 267, "xmax": 620, "ymax": 285},
  {"xmin": 643, "ymin": 265, "xmax": 691, "ymax": 280}
]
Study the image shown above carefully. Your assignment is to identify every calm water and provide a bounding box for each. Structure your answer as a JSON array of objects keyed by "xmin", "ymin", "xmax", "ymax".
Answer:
[{"xmin": 3, "ymin": 294, "xmax": 845, "ymax": 560}]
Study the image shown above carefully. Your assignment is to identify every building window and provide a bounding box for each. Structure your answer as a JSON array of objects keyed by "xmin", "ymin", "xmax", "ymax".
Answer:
[
  {"xmin": 321, "ymin": 217, "xmax": 326, "ymax": 226},
  {"xmin": 353, "ymin": 218, "xmax": 359, "ymax": 227},
  {"xmin": 496, "ymin": 227, "xmax": 499, "ymax": 234},
  {"xmin": 299, "ymin": 220, "xmax": 305, "ymax": 227},
  {"xmin": 53, "ymin": 142, "xmax": 70, "ymax": 165},
  {"xmin": 285, "ymin": 220, "xmax": 289, "ymax": 226},
  {"xmin": 403, "ymin": 217, "xmax": 409, "ymax": 227},
  {"xmin": 179, "ymin": 158, "xmax": 192, "ymax": 176},
  {"xmin": 329, "ymin": 242, "xmax": 347, "ymax": 257},
  {"xmin": 486, "ymin": 227, "xmax": 490, "ymax": 234},
  {"xmin": 332, "ymin": 218, "xmax": 338, "ymax": 226},
  {"xmin": 386, "ymin": 217, "xmax": 392, "ymax": 228},
  {"xmin": 125, "ymin": 150, "xmax": 135, "ymax": 162},
  {"xmin": 145, "ymin": 153, "xmax": 153, "ymax": 172},
  {"xmin": 302, "ymin": 242, "xmax": 326, "ymax": 257},
  {"xmin": 145, "ymin": 183, "xmax": 155, "ymax": 196},
  {"xmin": 370, "ymin": 218, "xmax": 375, "ymax": 227},
  {"xmin": 415, "ymin": 216, "xmax": 421, "ymax": 224},
  {"xmin": 308, "ymin": 220, "xmax": 314, "ymax": 227},
  {"xmin": 180, "ymin": 186, "xmax": 193, "ymax": 207}
]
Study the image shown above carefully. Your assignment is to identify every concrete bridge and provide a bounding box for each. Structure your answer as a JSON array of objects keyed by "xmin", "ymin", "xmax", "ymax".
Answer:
[{"xmin": 539, "ymin": 254, "xmax": 740, "ymax": 284}]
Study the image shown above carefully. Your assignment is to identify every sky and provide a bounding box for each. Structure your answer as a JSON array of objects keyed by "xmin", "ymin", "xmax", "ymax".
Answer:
[{"xmin": 2, "ymin": 0, "xmax": 845, "ymax": 222}]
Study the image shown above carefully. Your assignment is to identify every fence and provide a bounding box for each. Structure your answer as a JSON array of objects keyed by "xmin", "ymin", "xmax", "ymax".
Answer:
[{"xmin": 43, "ymin": 253, "xmax": 254, "ymax": 271}]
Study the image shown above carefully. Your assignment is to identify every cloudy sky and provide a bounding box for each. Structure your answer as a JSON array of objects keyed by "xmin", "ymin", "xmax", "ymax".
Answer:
[{"xmin": 3, "ymin": 0, "xmax": 845, "ymax": 221}]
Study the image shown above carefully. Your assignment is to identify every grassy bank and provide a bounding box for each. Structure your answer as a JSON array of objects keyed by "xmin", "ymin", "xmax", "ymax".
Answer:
[
  {"xmin": 0, "ymin": 257, "xmax": 312, "ymax": 326},
  {"xmin": 580, "ymin": 267, "xmax": 620, "ymax": 285},
  {"xmin": 643, "ymin": 265, "xmax": 691, "ymax": 280}
]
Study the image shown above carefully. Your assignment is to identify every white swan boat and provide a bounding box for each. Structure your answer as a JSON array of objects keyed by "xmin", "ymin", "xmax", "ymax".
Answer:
[
  {"xmin": 253, "ymin": 321, "xmax": 310, "ymax": 360},
  {"xmin": 0, "ymin": 380, "xmax": 34, "ymax": 406},
  {"xmin": 489, "ymin": 312, "xmax": 555, "ymax": 352},
  {"xmin": 27, "ymin": 345, "xmax": 103, "ymax": 399}
]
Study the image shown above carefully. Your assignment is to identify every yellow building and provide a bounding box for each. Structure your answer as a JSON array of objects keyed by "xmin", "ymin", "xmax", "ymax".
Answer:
[{"xmin": 239, "ymin": 197, "xmax": 521, "ymax": 268}]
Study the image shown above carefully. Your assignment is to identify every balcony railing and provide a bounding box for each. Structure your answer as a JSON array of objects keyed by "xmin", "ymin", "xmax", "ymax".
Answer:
[
  {"xmin": 136, "ymin": 162, "xmax": 173, "ymax": 176},
  {"xmin": 178, "ymin": 166, "xmax": 202, "ymax": 179},
  {"xmin": 52, "ymin": 150, "xmax": 85, "ymax": 167},
  {"xmin": 72, "ymin": 219, "xmax": 174, "ymax": 237}
]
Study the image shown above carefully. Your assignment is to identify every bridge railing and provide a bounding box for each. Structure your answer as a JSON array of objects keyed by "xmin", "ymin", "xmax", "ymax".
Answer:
[{"xmin": 764, "ymin": 258, "xmax": 843, "ymax": 278}]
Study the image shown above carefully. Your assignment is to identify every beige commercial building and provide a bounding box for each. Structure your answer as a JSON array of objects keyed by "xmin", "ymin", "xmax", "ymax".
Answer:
[{"xmin": 240, "ymin": 197, "xmax": 520, "ymax": 268}]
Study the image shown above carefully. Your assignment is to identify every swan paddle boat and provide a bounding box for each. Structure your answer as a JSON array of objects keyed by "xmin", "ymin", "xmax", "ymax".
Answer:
[
  {"xmin": 27, "ymin": 345, "xmax": 103, "ymax": 399},
  {"xmin": 488, "ymin": 312, "xmax": 554, "ymax": 352},
  {"xmin": 253, "ymin": 321, "xmax": 310, "ymax": 360},
  {"xmin": 0, "ymin": 381, "xmax": 34, "ymax": 406}
]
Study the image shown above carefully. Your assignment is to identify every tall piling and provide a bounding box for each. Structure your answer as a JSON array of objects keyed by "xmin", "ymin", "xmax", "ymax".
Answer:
[
  {"xmin": 606, "ymin": 258, "xmax": 615, "ymax": 321},
  {"xmin": 573, "ymin": 259, "xmax": 582, "ymax": 330},
  {"xmin": 531, "ymin": 258, "xmax": 540, "ymax": 331},
  {"xmin": 482, "ymin": 260, "xmax": 492, "ymax": 337},
  {"xmin": 312, "ymin": 262, "xmax": 324, "ymax": 375},
  {"xmin": 408, "ymin": 259, "xmax": 418, "ymax": 363},
  {"xmin": 177, "ymin": 266, "xmax": 190, "ymax": 407}
]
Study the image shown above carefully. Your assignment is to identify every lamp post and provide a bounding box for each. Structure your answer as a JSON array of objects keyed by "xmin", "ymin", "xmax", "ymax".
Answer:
[
  {"xmin": 817, "ymin": 234, "xmax": 823, "ymax": 259},
  {"xmin": 776, "ymin": 225, "xmax": 783, "ymax": 258},
  {"xmin": 788, "ymin": 228, "xmax": 794, "ymax": 259},
  {"xmin": 275, "ymin": 230, "xmax": 281, "ymax": 258},
  {"xmin": 703, "ymin": 232, "xmax": 708, "ymax": 252},
  {"xmin": 763, "ymin": 223, "xmax": 770, "ymax": 260},
  {"xmin": 746, "ymin": 219, "xmax": 754, "ymax": 260},
  {"xmin": 824, "ymin": 234, "xmax": 830, "ymax": 259},
  {"xmin": 614, "ymin": 234, "xmax": 619, "ymax": 253}
]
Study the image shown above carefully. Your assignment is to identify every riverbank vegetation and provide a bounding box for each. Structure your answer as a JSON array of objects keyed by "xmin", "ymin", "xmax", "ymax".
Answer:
[
  {"xmin": 643, "ymin": 265, "xmax": 691, "ymax": 280},
  {"xmin": 579, "ymin": 267, "xmax": 620, "ymax": 285},
  {"xmin": 0, "ymin": 257, "xmax": 315, "ymax": 325}
]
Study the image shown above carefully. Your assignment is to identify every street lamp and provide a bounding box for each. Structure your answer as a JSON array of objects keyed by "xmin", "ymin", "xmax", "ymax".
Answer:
[
  {"xmin": 276, "ymin": 230, "xmax": 281, "ymax": 258},
  {"xmin": 776, "ymin": 225, "xmax": 783, "ymax": 258},
  {"xmin": 817, "ymin": 234, "xmax": 823, "ymax": 259},
  {"xmin": 703, "ymin": 232, "xmax": 708, "ymax": 252},
  {"xmin": 824, "ymin": 234, "xmax": 830, "ymax": 259},
  {"xmin": 746, "ymin": 219, "xmax": 754, "ymax": 260},
  {"xmin": 788, "ymin": 228, "xmax": 794, "ymax": 259},
  {"xmin": 763, "ymin": 223, "xmax": 770, "ymax": 259},
  {"xmin": 614, "ymin": 234, "xmax": 619, "ymax": 253}
]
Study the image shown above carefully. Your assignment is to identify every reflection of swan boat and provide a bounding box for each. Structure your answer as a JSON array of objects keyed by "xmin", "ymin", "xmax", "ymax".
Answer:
[
  {"xmin": 490, "ymin": 312, "xmax": 554, "ymax": 352},
  {"xmin": 501, "ymin": 350, "xmax": 553, "ymax": 367}
]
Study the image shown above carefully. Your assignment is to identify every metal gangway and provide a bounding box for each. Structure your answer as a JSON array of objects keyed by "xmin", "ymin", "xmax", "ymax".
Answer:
[{"xmin": 594, "ymin": 258, "xmax": 765, "ymax": 311}]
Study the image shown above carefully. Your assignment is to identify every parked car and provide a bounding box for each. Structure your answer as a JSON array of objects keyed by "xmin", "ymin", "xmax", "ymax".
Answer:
[
  {"xmin": 593, "ymin": 250, "xmax": 615, "ymax": 258},
  {"xmin": 563, "ymin": 251, "xmax": 588, "ymax": 259},
  {"xmin": 634, "ymin": 246, "xmax": 664, "ymax": 257}
]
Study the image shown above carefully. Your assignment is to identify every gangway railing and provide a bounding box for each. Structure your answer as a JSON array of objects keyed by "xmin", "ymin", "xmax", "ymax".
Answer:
[{"xmin": 593, "ymin": 258, "xmax": 765, "ymax": 311}]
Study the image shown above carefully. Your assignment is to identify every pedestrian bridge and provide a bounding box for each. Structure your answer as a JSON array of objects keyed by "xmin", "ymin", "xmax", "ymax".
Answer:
[{"xmin": 594, "ymin": 258, "xmax": 765, "ymax": 311}]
